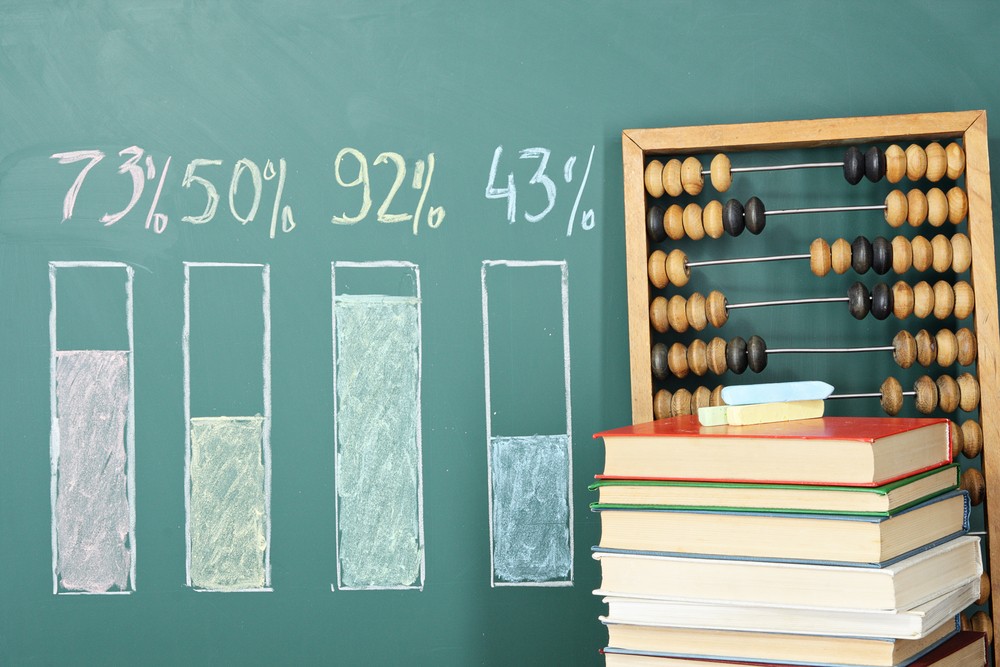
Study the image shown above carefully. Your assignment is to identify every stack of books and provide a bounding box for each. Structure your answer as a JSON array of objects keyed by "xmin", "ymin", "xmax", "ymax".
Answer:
[{"xmin": 591, "ymin": 415, "xmax": 986, "ymax": 666}]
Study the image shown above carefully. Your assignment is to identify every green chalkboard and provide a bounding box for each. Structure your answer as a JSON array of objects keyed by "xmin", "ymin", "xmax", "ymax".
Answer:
[{"xmin": 1, "ymin": 1, "xmax": 999, "ymax": 664}]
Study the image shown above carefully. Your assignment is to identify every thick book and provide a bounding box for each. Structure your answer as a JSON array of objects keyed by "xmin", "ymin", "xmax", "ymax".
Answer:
[
  {"xmin": 598, "ymin": 579, "xmax": 979, "ymax": 639},
  {"xmin": 595, "ymin": 490, "xmax": 968, "ymax": 565},
  {"xmin": 601, "ymin": 630, "xmax": 985, "ymax": 667},
  {"xmin": 601, "ymin": 616, "xmax": 958, "ymax": 667},
  {"xmin": 589, "ymin": 465, "xmax": 959, "ymax": 516},
  {"xmin": 594, "ymin": 415, "xmax": 951, "ymax": 486},
  {"xmin": 593, "ymin": 535, "xmax": 982, "ymax": 611}
]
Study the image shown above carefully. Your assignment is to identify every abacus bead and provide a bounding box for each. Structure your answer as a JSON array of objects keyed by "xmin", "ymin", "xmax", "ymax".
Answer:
[
  {"xmin": 924, "ymin": 142, "xmax": 947, "ymax": 182},
  {"xmin": 871, "ymin": 236, "xmax": 892, "ymax": 275},
  {"xmin": 946, "ymin": 142, "xmax": 966, "ymax": 179},
  {"xmin": 644, "ymin": 160, "xmax": 665, "ymax": 197},
  {"xmin": 969, "ymin": 611, "xmax": 993, "ymax": 646},
  {"xmin": 710, "ymin": 153, "xmax": 732, "ymax": 192},
  {"xmin": 925, "ymin": 188, "xmax": 948, "ymax": 227},
  {"xmin": 905, "ymin": 144, "xmax": 927, "ymax": 181},
  {"xmin": 709, "ymin": 385, "xmax": 725, "ymax": 407},
  {"xmin": 722, "ymin": 199, "xmax": 745, "ymax": 237},
  {"xmin": 648, "ymin": 250, "xmax": 668, "ymax": 288},
  {"xmin": 809, "ymin": 238, "xmax": 832, "ymax": 277},
  {"xmin": 891, "ymin": 235, "xmax": 913, "ymax": 274},
  {"xmin": 935, "ymin": 328, "xmax": 958, "ymax": 367},
  {"xmin": 665, "ymin": 249, "xmax": 690, "ymax": 287},
  {"xmin": 884, "ymin": 144, "xmax": 907, "ymax": 183},
  {"xmin": 653, "ymin": 389, "xmax": 671, "ymax": 420},
  {"xmin": 947, "ymin": 186, "xmax": 968, "ymax": 223},
  {"xmin": 667, "ymin": 294, "xmax": 690, "ymax": 333},
  {"xmin": 977, "ymin": 571, "xmax": 990, "ymax": 605},
  {"xmin": 686, "ymin": 291, "xmax": 708, "ymax": 331},
  {"xmin": 744, "ymin": 197, "xmax": 766, "ymax": 235},
  {"xmin": 692, "ymin": 385, "xmax": 712, "ymax": 410},
  {"xmin": 726, "ymin": 336, "xmax": 749, "ymax": 374},
  {"xmin": 953, "ymin": 281, "xmax": 975, "ymax": 319},
  {"xmin": 962, "ymin": 420, "xmax": 984, "ymax": 458},
  {"xmin": 650, "ymin": 296, "xmax": 670, "ymax": 333},
  {"xmin": 831, "ymin": 238, "xmax": 853, "ymax": 274},
  {"xmin": 913, "ymin": 375, "xmax": 939, "ymax": 414},
  {"xmin": 892, "ymin": 330, "xmax": 916, "ymax": 368},
  {"xmin": 912, "ymin": 281, "xmax": 935, "ymax": 319},
  {"xmin": 682, "ymin": 203, "xmax": 705, "ymax": 240},
  {"xmin": 892, "ymin": 281, "xmax": 914, "ymax": 318},
  {"xmin": 667, "ymin": 342, "xmax": 690, "ymax": 378},
  {"xmin": 864, "ymin": 146, "xmax": 886, "ymax": 182},
  {"xmin": 706, "ymin": 337, "xmax": 728, "ymax": 375},
  {"xmin": 843, "ymin": 146, "xmax": 864, "ymax": 185},
  {"xmin": 910, "ymin": 236, "xmax": 933, "ymax": 272},
  {"xmin": 880, "ymin": 376, "xmax": 903, "ymax": 415},
  {"xmin": 915, "ymin": 329, "xmax": 938, "ymax": 367},
  {"xmin": 956, "ymin": 328, "xmax": 977, "ymax": 365},
  {"xmin": 847, "ymin": 282, "xmax": 871, "ymax": 320},
  {"xmin": 870, "ymin": 282, "xmax": 893, "ymax": 320},
  {"xmin": 932, "ymin": 280, "xmax": 954, "ymax": 320},
  {"xmin": 884, "ymin": 190, "xmax": 908, "ymax": 227},
  {"xmin": 851, "ymin": 236, "xmax": 872, "ymax": 274},
  {"xmin": 706, "ymin": 291, "xmax": 729, "ymax": 328},
  {"xmin": 957, "ymin": 372, "xmax": 980, "ymax": 411},
  {"xmin": 906, "ymin": 189, "xmax": 928, "ymax": 226},
  {"xmin": 681, "ymin": 157, "xmax": 704, "ymax": 195},
  {"xmin": 747, "ymin": 335, "xmax": 767, "ymax": 373},
  {"xmin": 949, "ymin": 420, "xmax": 964, "ymax": 460},
  {"xmin": 663, "ymin": 158, "xmax": 683, "ymax": 197},
  {"xmin": 930, "ymin": 234, "xmax": 953, "ymax": 273},
  {"xmin": 651, "ymin": 343, "xmax": 669, "ymax": 380},
  {"xmin": 647, "ymin": 205, "xmax": 666, "ymax": 242},
  {"xmin": 951, "ymin": 233, "xmax": 972, "ymax": 273},
  {"xmin": 960, "ymin": 468, "xmax": 986, "ymax": 506},
  {"xmin": 670, "ymin": 388, "xmax": 693, "ymax": 416},
  {"xmin": 703, "ymin": 200, "xmax": 724, "ymax": 239},
  {"xmin": 936, "ymin": 374, "xmax": 960, "ymax": 412},
  {"xmin": 688, "ymin": 340, "xmax": 709, "ymax": 376},
  {"xmin": 664, "ymin": 204, "xmax": 685, "ymax": 240}
]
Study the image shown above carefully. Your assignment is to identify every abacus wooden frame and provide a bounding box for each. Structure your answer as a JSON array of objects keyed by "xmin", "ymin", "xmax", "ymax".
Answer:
[{"xmin": 621, "ymin": 111, "xmax": 999, "ymax": 653}]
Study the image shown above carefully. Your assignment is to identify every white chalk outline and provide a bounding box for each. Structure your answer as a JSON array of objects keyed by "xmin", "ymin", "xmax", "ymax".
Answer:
[
  {"xmin": 481, "ymin": 259, "xmax": 574, "ymax": 587},
  {"xmin": 183, "ymin": 261, "xmax": 272, "ymax": 591},
  {"xmin": 331, "ymin": 260, "xmax": 425, "ymax": 591},
  {"xmin": 49, "ymin": 260, "xmax": 137, "ymax": 595}
]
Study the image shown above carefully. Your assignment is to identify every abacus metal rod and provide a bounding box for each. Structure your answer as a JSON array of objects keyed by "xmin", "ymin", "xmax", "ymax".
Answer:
[
  {"xmin": 766, "ymin": 204, "xmax": 887, "ymax": 216},
  {"xmin": 686, "ymin": 253, "xmax": 809, "ymax": 268},
  {"xmin": 767, "ymin": 345, "xmax": 894, "ymax": 354},
  {"xmin": 702, "ymin": 161, "xmax": 843, "ymax": 176},
  {"xmin": 828, "ymin": 391, "xmax": 916, "ymax": 399},
  {"xmin": 727, "ymin": 296, "xmax": 847, "ymax": 310}
]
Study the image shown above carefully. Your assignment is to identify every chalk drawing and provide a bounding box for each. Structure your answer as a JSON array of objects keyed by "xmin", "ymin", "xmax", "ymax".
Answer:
[
  {"xmin": 481, "ymin": 260, "xmax": 574, "ymax": 586},
  {"xmin": 49, "ymin": 261, "xmax": 136, "ymax": 594},
  {"xmin": 183, "ymin": 262, "xmax": 272, "ymax": 592},
  {"xmin": 332, "ymin": 261, "xmax": 424, "ymax": 590}
]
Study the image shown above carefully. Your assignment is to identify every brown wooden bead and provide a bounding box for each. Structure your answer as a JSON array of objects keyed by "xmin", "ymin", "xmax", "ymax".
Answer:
[
  {"xmin": 644, "ymin": 159, "xmax": 665, "ymax": 197},
  {"xmin": 962, "ymin": 419, "xmax": 984, "ymax": 458},
  {"xmin": 912, "ymin": 281, "xmax": 934, "ymax": 319},
  {"xmin": 665, "ymin": 249, "xmax": 690, "ymax": 287},
  {"xmin": 947, "ymin": 186, "xmax": 968, "ymax": 223},
  {"xmin": 890, "ymin": 236, "xmax": 912, "ymax": 274},
  {"xmin": 703, "ymin": 200, "xmax": 724, "ymax": 239},
  {"xmin": 910, "ymin": 236, "xmax": 933, "ymax": 272},
  {"xmin": 710, "ymin": 384, "xmax": 725, "ymax": 407},
  {"xmin": 651, "ymin": 343, "xmax": 670, "ymax": 380},
  {"xmin": 692, "ymin": 385, "xmax": 712, "ymax": 410},
  {"xmin": 706, "ymin": 337, "xmax": 728, "ymax": 375},
  {"xmin": 706, "ymin": 290, "xmax": 729, "ymax": 328},
  {"xmin": 686, "ymin": 292, "xmax": 708, "ymax": 331},
  {"xmin": 649, "ymin": 296, "xmax": 670, "ymax": 333},
  {"xmin": 809, "ymin": 238, "xmax": 832, "ymax": 277},
  {"xmin": 924, "ymin": 142, "xmax": 947, "ymax": 182},
  {"xmin": 913, "ymin": 375, "xmax": 939, "ymax": 414},
  {"xmin": 688, "ymin": 339, "xmax": 709, "ymax": 376},
  {"xmin": 953, "ymin": 281, "xmax": 975, "ymax": 319},
  {"xmin": 968, "ymin": 611, "xmax": 993, "ymax": 645},
  {"xmin": 956, "ymin": 327, "xmax": 977, "ymax": 365},
  {"xmin": 653, "ymin": 389, "xmax": 671, "ymax": 420},
  {"xmin": 682, "ymin": 203, "xmax": 705, "ymax": 240},
  {"xmin": 932, "ymin": 280, "xmax": 955, "ymax": 320},
  {"xmin": 664, "ymin": 204, "xmax": 685, "ymax": 240},
  {"xmin": 670, "ymin": 388, "xmax": 693, "ymax": 416},
  {"xmin": 904, "ymin": 144, "xmax": 927, "ymax": 181},
  {"xmin": 831, "ymin": 238, "xmax": 852, "ymax": 274},
  {"xmin": 960, "ymin": 467, "xmax": 986, "ymax": 506},
  {"xmin": 647, "ymin": 250, "xmax": 668, "ymax": 289},
  {"xmin": 667, "ymin": 342, "xmax": 689, "ymax": 378},
  {"xmin": 977, "ymin": 571, "xmax": 990, "ymax": 605},
  {"xmin": 930, "ymin": 234, "xmax": 952, "ymax": 273},
  {"xmin": 667, "ymin": 294, "xmax": 689, "ymax": 333},
  {"xmin": 663, "ymin": 158, "xmax": 683, "ymax": 197},
  {"xmin": 710, "ymin": 153, "xmax": 732, "ymax": 192},
  {"xmin": 957, "ymin": 372, "xmax": 980, "ymax": 411},
  {"xmin": 906, "ymin": 189, "xmax": 928, "ymax": 226},
  {"xmin": 935, "ymin": 374, "xmax": 959, "ymax": 412},
  {"xmin": 883, "ymin": 189, "xmax": 908, "ymax": 227},
  {"xmin": 884, "ymin": 144, "xmax": 906, "ymax": 183},
  {"xmin": 892, "ymin": 281, "xmax": 914, "ymax": 319},
  {"xmin": 951, "ymin": 233, "xmax": 972, "ymax": 273},
  {"xmin": 925, "ymin": 187, "xmax": 948, "ymax": 227},
  {"xmin": 880, "ymin": 376, "xmax": 903, "ymax": 415},
  {"xmin": 681, "ymin": 156, "xmax": 704, "ymax": 195},
  {"xmin": 935, "ymin": 328, "xmax": 958, "ymax": 367},
  {"xmin": 946, "ymin": 142, "xmax": 966, "ymax": 180},
  {"xmin": 949, "ymin": 420, "xmax": 963, "ymax": 460},
  {"xmin": 915, "ymin": 329, "xmax": 938, "ymax": 367},
  {"xmin": 892, "ymin": 330, "xmax": 916, "ymax": 368}
]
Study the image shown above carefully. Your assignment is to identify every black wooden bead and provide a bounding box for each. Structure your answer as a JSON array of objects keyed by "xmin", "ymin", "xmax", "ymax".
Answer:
[
  {"xmin": 723, "ymin": 199, "xmax": 745, "ymax": 236},
  {"xmin": 871, "ymin": 236, "xmax": 892, "ymax": 275},
  {"xmin": 646, "ymin": 205, "xmax": 666, "ymax": 243},
  {"xmin": 870, "ymin": 282, "xmax": 893, "ymax": 320},
  {"xmin": 864, "ymin": 146, "xmax": 887, "ymax": 182},
  {"xmin": 651, "ymin": 343, "xmax": 669, "ymax": 380},
  {"xmin": 747, "ymin": 335, "xmax": 768, "ymax": 373},
  {"xmin": 726, "ymin": 336, "xmax": 748, "ymax": 374},
  {"xmin": 843, "ymin": 146, "xmax": 864, "ymax": 185},
  {"xmin": 851, "ymin": 236, "xmax": 873, "ymax": 274},
  {"xmin": 847, "ymin": 282, "xmax": 871, "ymax": 320},
  {"xmin": 744, "ymin": 197, "xmax": 766, "ymax": 235}
]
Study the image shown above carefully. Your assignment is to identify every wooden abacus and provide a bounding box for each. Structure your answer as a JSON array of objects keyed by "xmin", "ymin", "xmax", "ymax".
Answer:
[{"xmin": 621, "ymin": 112, "xmax": 1000, "ymax": 659}]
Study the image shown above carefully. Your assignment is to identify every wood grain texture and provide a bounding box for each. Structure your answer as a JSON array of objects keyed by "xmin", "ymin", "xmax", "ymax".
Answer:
[{"xmin": 622, "ymin": 133, "xmax": 653, "ymax": 423}]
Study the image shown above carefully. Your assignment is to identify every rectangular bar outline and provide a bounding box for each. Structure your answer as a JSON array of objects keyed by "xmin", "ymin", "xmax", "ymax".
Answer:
[
  {"xmin": 182, "ymin": 261, "xmax": 272, "ymax": 592},
  {"xmin": 481, "ymin": 259, "xmax": 574, "ymax": 587},
  {"xmin": 49, "ymin": 260, "xmax": 136, "ymax": 595},
  {"xmin": 330, "ymin": 260, "xmax": 426, "ymax": 591}
]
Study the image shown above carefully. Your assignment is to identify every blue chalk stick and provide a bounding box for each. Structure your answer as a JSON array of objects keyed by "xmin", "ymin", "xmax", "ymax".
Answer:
[{"xmin": 721, "ymin": 380, "xmax": 834, "ymax": 406}]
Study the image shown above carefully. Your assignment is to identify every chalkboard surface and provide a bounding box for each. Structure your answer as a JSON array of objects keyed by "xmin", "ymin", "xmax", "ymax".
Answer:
[{"xmin": 2, "ymin": 2, "xmax": 999, "ymax": 664}]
